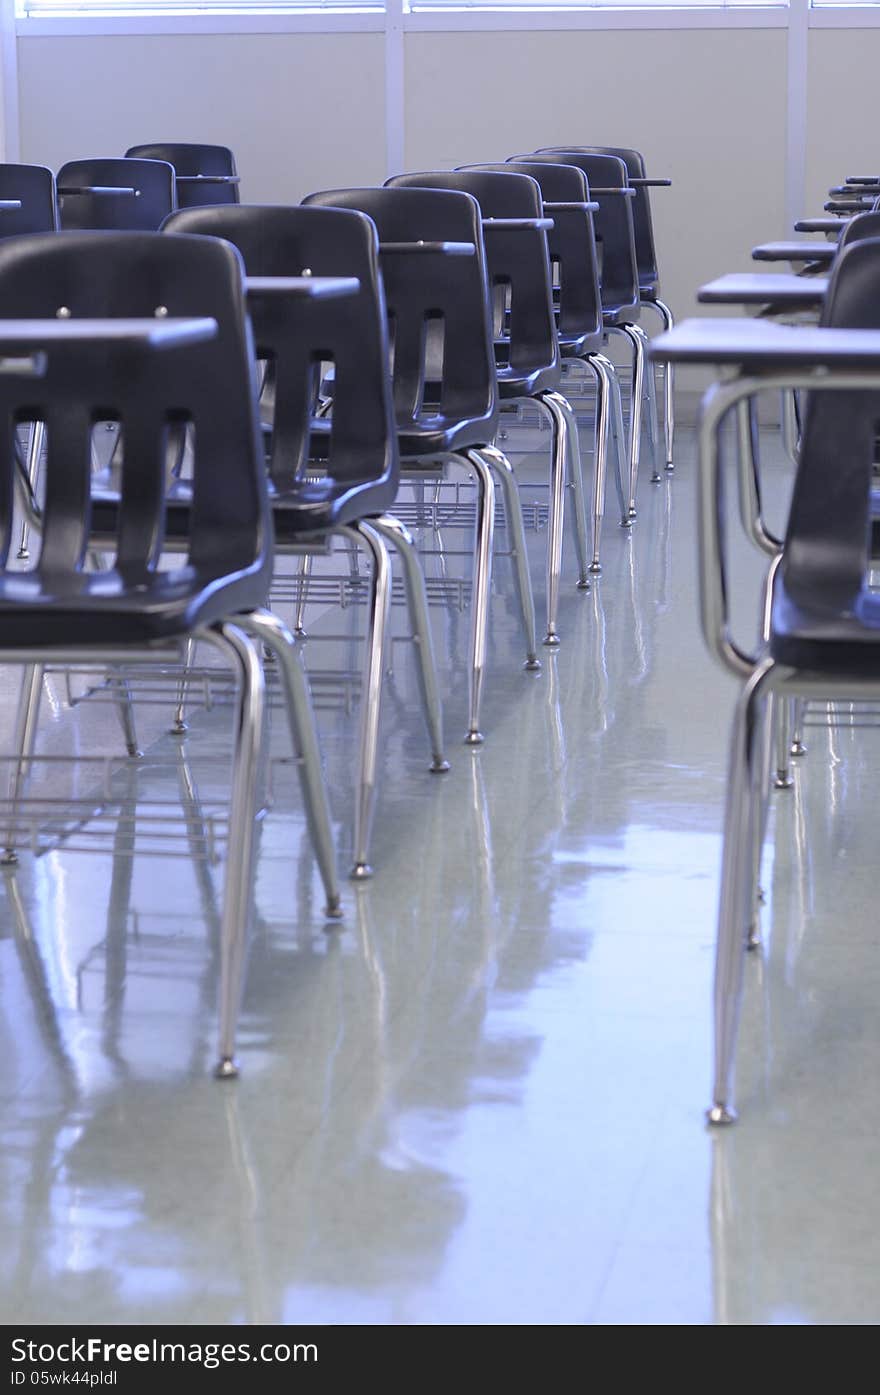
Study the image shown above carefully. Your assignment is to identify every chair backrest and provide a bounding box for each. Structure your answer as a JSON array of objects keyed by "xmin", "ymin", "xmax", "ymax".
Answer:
[
  {"xmin": 837, "ymin": 209, "xmax": 880, "ymax": 255},
  {"xmin": 386, "ymin": 169, "xmax": 558, "ymax": 381},
  {"xmin": 783, "ymin": 237, "xmax": 880, "ymax": 609},
  {"xmin": 303, "ymin": 186, "xmax": 497, "ymax": 432},
  {"xmin": 543, "ymin": 146, "xmax": 659, "ymax": 290},
  {"xmin": 0, "ymin": 163, "xmax": 58, "ymax": 236},
  {"xmin": 57, "ymin": 158, "xmax": 176, "ymax": 231},
  {"xmin": 126, "ymin": 143, "xmax": 240, "ymax": 207},
  {"xmin": 163, "ymin": 203, "xmax": 398, "ymax": 496},
  {"xmin": 520, "ymin": 151, "xmax": 639, "ymax": 314},
  {"xmin": 463, "ymin": 161, "xmax": 603, "ymax": 348},
  {"xmin": 0, "ymin": 231, "xmax": 267, "ymax": 583}
]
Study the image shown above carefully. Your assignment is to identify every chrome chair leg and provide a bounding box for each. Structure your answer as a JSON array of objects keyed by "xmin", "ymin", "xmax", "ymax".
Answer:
[
  {"xmin": 199, "ymin": 622, "xmax": 266, "ymax": 1080},
  {"xmin": 345, "ymin": 534, "xmax": 363, "ymax": 586},
  {"xmin": 749, "ymin": 690, "xmax": 776, "ymax": 951},
  {"xmin": 610, "ymin": 324, "xmax": 645, "ymax": 520},
  {"xmin": 459, "ymin": 450, "xmax": 496, "ymax": 746},
  {"xmin": 172, "ymin": 637, "xmax": 196, "ymax": 735},
  {"xmin": 709, "ymin": 659, "xmax": 776, "ymax": 1125},
  {"xmin": 370, "ymin": 513, "xmax": 450, "ymax": 774},
  {"xmin": 643, "ymin": 299, "xmax": 675, "ymax": 470},
  {"xmin": 635, "ymin": 323, "xmax": 663, "ymax": 484},
  {"xmin": 339, "ymin": 521, "xmax": 391, "ymax": 880},
  {"xmin": 294, "ymin": 552, "xmax": 313, "ymax": 637},
  {"xmin": 781, "ymin": 389, "xmax": 800, "ymax": 466},
  {"xmin": 241, "ymin": 608, "xmax": 342, "ymax": 918},
  {"xmin": 475, "ymin": 443, "xmax": 540, "ymax": 672},
  {"xmin": 86, "ymin": 548, "xmax": 142, "ymax": 754},
  {"xmin": 622, "ymin": 321, "xmax": 660, "ymax": 484},
  {"xmin": 110, "ymin": 671, "xmax": 142, "ymax": 757},
  {"xmin": 791, "ymin": 698, "xmax": 807, "ymax": 757},
  {"xmin": 167, "ymin": 421, "xmax": 188, "ymax": 481},
  {"xmin": 606, "ymin": 359, "xmax": 630, "ymax": 528},
  {"xmin": 773, "ymin": 694, "xmax": 794, "ymax": 790},
  {"xmin": 584, "ymin": 353, "xmax": 615, "ymax": 570},
  {"xmin": 535, "ymin": 390, "xmax": 572, "ymax": 645},
  {"xmin": 545, "ymin": 402, "xmax": 564, "ymax": 647},
  {"xmin": 17, "ymin": 421, "xmax": 44, "ymax": 562},
  {"xmin": 545, "ymin": 389, "xmax": 590, "ymax": 592},
  {"xmin": 2, "ymin": 664, "xmax": 45, "ymax": 864},
  {"xmin": 656, "ymin": 300, "xmax": 675, "ymax": 471}
]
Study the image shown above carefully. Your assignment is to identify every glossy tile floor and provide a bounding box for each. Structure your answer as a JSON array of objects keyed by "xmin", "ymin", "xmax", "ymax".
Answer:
[{"xmin": 1, "ymin": 415, "xmax": 879, "ymax": 1326}]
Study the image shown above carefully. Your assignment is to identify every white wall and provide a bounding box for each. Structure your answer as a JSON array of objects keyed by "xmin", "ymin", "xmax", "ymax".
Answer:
[
  {"xmin": 806, "ymin": 27, "xmax": 880, "ymax": 215},
  {"xmin": 17, "ymin": 33, "xmax": 387, "ymax": 199},
  {"xmin": 11, "ymin": 22, "xmax": 799, "ymax": 403},
  {"xmin": 405, "ymin": 28, "xmax": 788, "ymax": 332},
  {"xmin": 15, "ymin": 25, "xmax": 790, "ymax": 340}
]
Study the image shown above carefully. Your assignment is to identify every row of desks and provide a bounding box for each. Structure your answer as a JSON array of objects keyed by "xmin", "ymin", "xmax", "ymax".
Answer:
[{"xmin": 651, "ymin": 205, "xmax": 880, "ymax": 376}]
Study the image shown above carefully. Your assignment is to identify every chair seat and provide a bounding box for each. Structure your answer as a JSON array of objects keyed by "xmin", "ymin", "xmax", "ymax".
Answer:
[
  {"xmin": 496, "ymin": 362, "xmax": 561, "ymax": 398},
  {"xmin": 396, "ymin": 409, "xmax": 498, "ymax": 458},
  {"xmin": 602, "ymin": 304, "xmax": 640, "ymax": 327},
  {"xmin": 769, "ymin": 576, "xmax": 880, "ymax": 673},
  {"xmin": 95, "ymin": 471, "xmax": 392, "ymax": 545},
  {"xmin": 639, "ymin": 278, "xmax": 660, "ymax": 301},
  {"xmin": 560, "ymin": 332, "xmax": 605, "ymax": 358},
  {"xmin": 0, "ymin": 561, "xmax": 265, "ymax": 648},
  {"xmin": 306, "ymin": 387, "xmax": 498, "ymax": 460},
  {"xmin": 270, "ymin": 477, "xmax": 393, "ymax": 538}
]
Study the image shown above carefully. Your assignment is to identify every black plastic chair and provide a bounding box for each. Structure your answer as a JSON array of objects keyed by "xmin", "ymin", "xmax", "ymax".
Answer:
[
  {"xmin": 387, "ymin": 168, "xmax": 589, "ymax": 645},
  {"xmin": 163, "ymin": 202, "xmax": 448, "ymax": 879},
  {"xmin": 0, "ymin": 229, "xmax": 341, "ymax": 1075},
  {"xmin": 126, "ymin": 143, "xmax": 240, "ymax": 207},
  {"xmin": 0, "ymin": 163, "xmax": 58, "ymax": 235},
  {"xmin": 513, "ymin": 150, "xmax": 660, "ymax": 522},
  {"xmin": 466, "ymin": 160, "xmax": 628, "ymax": 563},
  {"xmin": 668, "ymin": 238, "xmax": 880, "ymax": 1121},
  {"xmin": 541, "ymin": 145, "xmax": 675, "ymax": 469},
  {"xmin": 57, "ymin": 158, "xmax": 176, "ymax": 231},
  {"xmin": 304, "ymin": 184, "xmax": 540, "ymax": 745}
]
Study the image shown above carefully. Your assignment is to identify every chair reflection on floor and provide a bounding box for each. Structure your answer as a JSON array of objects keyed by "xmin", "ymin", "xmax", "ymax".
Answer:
[{"xmin": 0, "ymin": 655, "xmax": 616, "ymax": 1321}]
